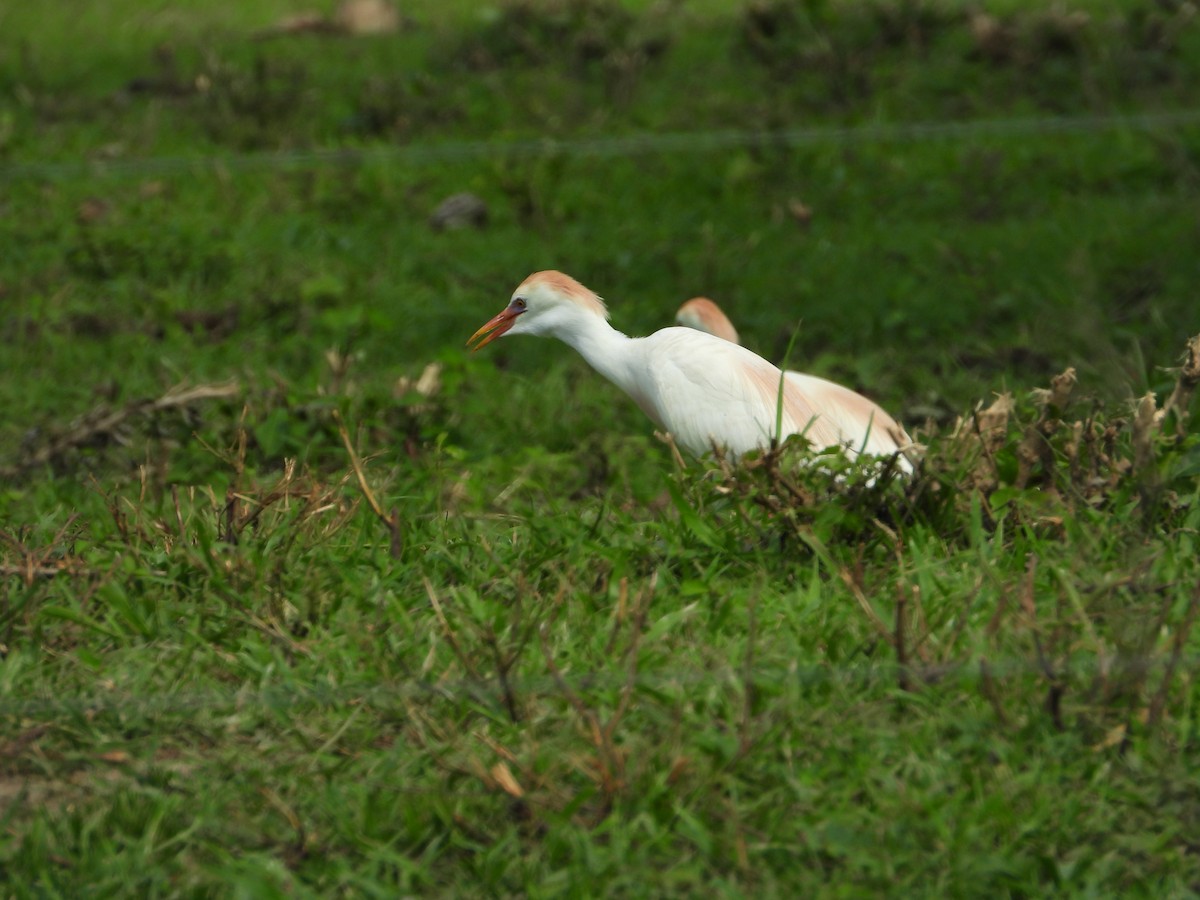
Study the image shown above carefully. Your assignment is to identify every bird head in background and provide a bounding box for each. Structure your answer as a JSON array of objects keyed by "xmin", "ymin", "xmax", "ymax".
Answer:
[
  {"xmin": 467, "ymin": 270, "xmax": 609, "ymax": 350},
  {"xmin": 675, "ymin": 297, "xmax": 739, "ymax": 345}
]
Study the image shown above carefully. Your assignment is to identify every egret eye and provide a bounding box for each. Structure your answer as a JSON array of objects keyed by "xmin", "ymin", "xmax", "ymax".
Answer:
[{"xmin": 512, "ymin": 297, "xmax": 527, "ymax": 311}]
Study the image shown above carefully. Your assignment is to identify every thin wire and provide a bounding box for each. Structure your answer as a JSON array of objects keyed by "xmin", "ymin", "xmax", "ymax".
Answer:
[
  {"xmin": 2, "ymin": 651, "xmax": 1195, "ymax": 719},
  {"xmin": 4, "ymin": 109, "xmax": 1200, "ymax": 183}
]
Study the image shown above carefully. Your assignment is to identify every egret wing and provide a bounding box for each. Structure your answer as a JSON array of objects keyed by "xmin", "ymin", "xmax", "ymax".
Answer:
[{"xmin": 634, "ymin": 329, "xmax": 841, "ymax": 457}]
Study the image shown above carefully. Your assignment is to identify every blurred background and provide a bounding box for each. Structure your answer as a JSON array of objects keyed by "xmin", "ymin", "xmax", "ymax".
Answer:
[
  {"xmin": 3, "ymin": 5, "xmax": 1200, "ymax": 894},
  {"xmin": 3, "ymin": 0, "xmax": 1198, "ymax": 479}
]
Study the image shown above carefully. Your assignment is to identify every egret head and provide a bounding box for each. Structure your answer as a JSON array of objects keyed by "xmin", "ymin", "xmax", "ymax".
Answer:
[
  {"xmin": 467, "ymin": 270, "xmax": 608, "ymax": 351},
  {"xmin": 675, "ymin": 297, "xmax": 739, "ymax": 345}
]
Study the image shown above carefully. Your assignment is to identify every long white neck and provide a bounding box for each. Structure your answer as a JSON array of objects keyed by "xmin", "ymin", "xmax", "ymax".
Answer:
[{"xmin": 554, "ymin": 311, "xmax": 643, "ymax": 400}]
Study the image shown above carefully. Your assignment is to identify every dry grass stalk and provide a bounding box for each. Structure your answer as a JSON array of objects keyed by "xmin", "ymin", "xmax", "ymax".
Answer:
[
  {"xmin": 1016, "ymin": 367, "xmax": 1076, "ymax": 491},
  {"xmin": 214, "ymin": 451, "xmax": 354, "ymax": 548},
  {"xmin": 333, "ymin": 408, "xmax": 403, "ymax": 558},
  {"xmin": 1147, "ymin": 586, "xmax": 1200, "ymax": 728},
  {"xmin": 490, "ymin": 762, "xmax": 525, "ymax": 798},
  {"xmin": 1162, "ymin": 333, "xmax": 1200, "ymax": 438},
  {"xmin": 978, "ymin": 659, "xmax": 1010, "ymax": 727},
  {"xmin": 957, "ymin": 392, "xmax": 1013, "ymax": 491},
  {"xmin": 538, "ymin": 573, "xmax": 655, "ymax": 820},
  {"xmin": 1130, "ymin": 392, "xmax": 1164, "ymax": 484},
  {"xmin": 740, "ymin": 591, "xmax": 758, "ymax": 753},
  {"xmin": 0, "ymin": 514, "xmax": 85, "ymax": 587},
  {"xmin": 424, "ymin": 577, "xmax": 481, "ymax": 682},
  {"xmin": 2, "ymin": 380, "xmax": 240, "ymax": 480}
]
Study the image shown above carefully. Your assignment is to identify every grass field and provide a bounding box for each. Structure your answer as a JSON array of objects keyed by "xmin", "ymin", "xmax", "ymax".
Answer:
[{"xmin": 2, "ymin": 0, "xmax": 1200, "ymax": 894}]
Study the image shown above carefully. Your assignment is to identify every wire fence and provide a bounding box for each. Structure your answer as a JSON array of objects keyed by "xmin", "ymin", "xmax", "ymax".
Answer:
[
  {"xmin": 3, "ymin": 107, "xmax": 1198, "ymax": 721},
  {"xmin": 2, "ymin": 649, "xmax": 1196, "ymax": 720},
  {"xmin": 4, "ymin": 109, "xmax": 1200, "ymax": 183}
]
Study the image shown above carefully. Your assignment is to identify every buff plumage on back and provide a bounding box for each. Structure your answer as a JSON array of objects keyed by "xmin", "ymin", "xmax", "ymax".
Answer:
[{"xmin": 518, "ymin": 271, "xmax": 609, "ymax": 320}]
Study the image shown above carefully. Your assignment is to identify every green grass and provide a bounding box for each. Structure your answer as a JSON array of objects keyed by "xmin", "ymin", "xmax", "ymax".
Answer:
[{"xmin": 2, "ymin": 0, "xmax": 1200, "ymax": 894}]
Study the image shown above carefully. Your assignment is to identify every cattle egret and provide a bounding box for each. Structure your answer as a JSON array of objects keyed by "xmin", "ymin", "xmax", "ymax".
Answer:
[
  {"xmin": 468, "ymin": 271, "xmax": 909, "ymax": 466},
  {"xmin": 674, "ymin": 296, "xmax": 911, "ymax": 466},
  {"xmin": 677, "ymin": 297, "xmax": 739, "ymax": 344}
]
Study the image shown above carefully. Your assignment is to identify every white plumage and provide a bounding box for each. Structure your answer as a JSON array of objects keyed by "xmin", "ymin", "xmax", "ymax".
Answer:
[
  {"xmin": 676, "ymin": 296, "xmax": 912, "ymax": 465},
  {"xmin": 468, "ymin": 272, "xmax": 909, "ymax": 467}
]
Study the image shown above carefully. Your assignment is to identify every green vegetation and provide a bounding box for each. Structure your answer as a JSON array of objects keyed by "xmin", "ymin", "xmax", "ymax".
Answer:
[{"xmin": 2, "ymin": 0, "xmax": 1199, "ymax": 894}]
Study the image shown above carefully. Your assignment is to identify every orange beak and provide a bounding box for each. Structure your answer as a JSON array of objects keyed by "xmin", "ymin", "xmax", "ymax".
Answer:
[{"xmin": 466, "ymin": 306, "xmax": 521, "ymax": 352}]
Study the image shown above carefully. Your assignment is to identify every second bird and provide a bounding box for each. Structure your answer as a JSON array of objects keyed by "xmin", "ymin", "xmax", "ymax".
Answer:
[
  {"xmin": 468, "ymin": 271, "xmax": 909, "ymax": 467},
  {"xmin": 675, "ymin": 296, "xmax": 911, "ymax": 467}
]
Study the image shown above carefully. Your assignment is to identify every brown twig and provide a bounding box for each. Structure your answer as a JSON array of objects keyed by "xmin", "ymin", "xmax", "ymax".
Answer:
[
  {"xmin": 485, "ymin": 625, "xmax": 523, "ymax": 724},
  {"xmin": 935, "ymin": 573, "xmax": 983, "ymax": 667},
  {"xmin": 424, "ymin": 577, "xmax": 481, "ymax": 681},
  {"xmin": 1147, "ymin": 583, "xmax": 1200, "ymax": 728},
  {"xmin": 978, "ymin": 659, "xmax": 1010, "ymax": 727},
  {"xmin": 1016, "ymin": 368, "xmax": 1076, "ymax": 492},
  {"xmin": 0, "ymin": 725, "xmax": 52, "ymax": 759},
  {"xmin": 332, "ymin": 408, "xmax": 403, "ymax": 558},
  {"xmin": 601, "ymin": 572, "xmax": 655, "ymax": 749},
  {"xmin": 791, "ymin": 528, "xmax": 893, "ymax": 643},
  {"xmin": 739, "ymin": 590, "xmax": 758, "ymax": 754},
  {"xmin": 895, "ymin": 577, "xmax": 911, "ymax": 693},
  {"xmin": 1130, "ymin": 392, "xmax": 1164, "ymax": 514},
  {"xmin": 259, "ymin": 786, "xmax": 309, "ymax": 863},
  {"xmin": 0, "ymin": 514, "xmax": 84, "ymax": 586},
  {"xmin": 1020, "ymin": 554, "xmax": 1066, "ymax": 731},
  {"xmin": 1162, "ymin": 333, "xmax": 1200, "ymax": 438},
  {"xmin": 2, "ymin": 380, "xmax": 240, "ymax": 479},
  {"xmin": 0, "ymin": 561, "xmax": 87, "ymax": 582},
  {"xmin": 967, "ymin": 394, "xmax": 1011, "ymax": 488},
  {"xmin": 654, "ymin": 431, "xmax": 688, "ymax": 472},
  {"xmin": 538, "ymin": 575, "xmax": 656, "ymax": 815},
  {"xmin": 538, "ymin": 625, "xmax": 608, "ymax": 770},
  {"xmin": 603, "ymin": 576, "xmax": 629, "ymax": 658}
]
